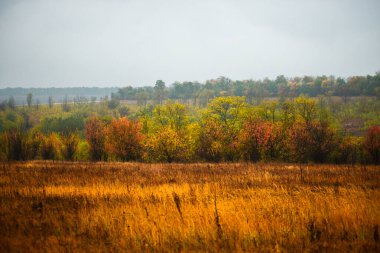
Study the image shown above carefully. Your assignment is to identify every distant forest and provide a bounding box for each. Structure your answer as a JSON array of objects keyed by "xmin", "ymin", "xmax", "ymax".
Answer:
[
  {"xmin": 113, "ymin": 74, "xmax": 380, "ymax": 106},
  {"xmin": 0, "ymin": 87, "xmax": 118, "ymax": 105},
  {"xmin": 1, "ymin": 73, "xmax": 379, "ymax": 106}
]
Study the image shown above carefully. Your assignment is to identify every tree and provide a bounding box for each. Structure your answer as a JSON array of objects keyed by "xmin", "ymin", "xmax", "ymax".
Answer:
[
  {"xmin": 48, "ymin": 96, "xmax": 53, "ymax": 108},
  {"xmin": 154, "ymin": 80, "xmax": 166, "ymax": 104},
  {"xmin": 198, "ymin": 96, "xmax": 247, "ymax": 161},
  {"xmin": 259, "ymin": 100, "xmax": 278, "ymax": 122},
  {"xmin": 159, "ymin": 102, "xmax": 188, "ymax": 132},
  {"xmin": 337, "ymin": 136, "xmax": 362, "ymax": 164},
  {"xmin": 280, "ymin": 100, "xmax": 296, "ymax": 128},
  {"xmin": 61, "ymin": 133, "xmax": 79, "ymax": 161},
  {"xmin": 294, "ymin": 96, "xmax": 317, "ymax": 124},
  {"xmin": 287, "ymin": 121, "xmax": 336, "ymax": 163},
  {"xmin": 118, "ymin": 106, "xmax": 130, "ymax": 117},
  {"xmin": 62, "ymin": 95, "xmax": 70, "ymax": 112},
  {"xmin": 85, "ymin": 117, "xmax": 106, "ymax": 161},
  {"xmin": 144, "ymin": 126, "xmax": 192, "ymax": 162},
  {"xmin": 207, "ymin": 96, "xmax": 246, "ymax": 130},
  {"xmin": 27, "ymin": 93, "xmax": 33, "ymax": 107},
  {"xmin": 40, "ymin": 133, "xmax": 62, "ymax": 160},
  {"xmin": 8, "ymin": 96, "xmax": 15, "ymax": 110},
  {"xmin": 198, "ymin": 118, "xmax": 227, "ymax": 162},
  {"xmin": 238, "ymin": 119, "xmax": 283, "ymax": 162},
  {"xmin": 4, "ymin": 130, "xmax": 23, "ymax": 161},
  {"xmin": 363, "ymin": 126, "xmax": 380, "ymax": 164},
  {"xmin": 108, "ymin": 98, "xmax": 120, "ymax": 109},
  {"xmin": 106, "ymin": 118, "xmax": 144, "ymax": 161},
  {"xmin": 136, "ymin": 91, "xmax": 149, "ymax": 106}
]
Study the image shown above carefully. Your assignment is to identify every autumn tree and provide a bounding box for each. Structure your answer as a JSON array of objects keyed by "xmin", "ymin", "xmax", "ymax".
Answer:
[
  {"xmin": 61, "ymin": 133, "xmax": 80, "ymax": 161},
  {"xmin": 294, "ymin": 96, "xmax": 317, "ymax": 124},
  {"xmin": 198, "ymin": 97, "xmax": 247, "ymax": 161},
  {"xmin": 151, "ymin": 101, "xmax": 189, "ymax": 132},
  {"xmin": 258, "ymin": 100, "xmax": 278, "ymax": 122},
  {"xmin": 363, "ymin": 126, "xmax": 380, "ymax": 164},
  {"xmin": 143, "ymin": 101, "xmax": 197, "ymax": 162},
  {"xmin": 144, "ymin": 126, "xmax": 193, "ymax": 162},
  {"xmin": 40, "ymin": 133, "xmax": 62, "ymax": 160},
  {"xmin": 20, "ymin": 131, "xmax": 42, "ymax": 160},
  {"xmin": 280, "ymin": 100, "xmax": 296, "ymax": 128},
  {"xmin": 336, "ymin": 136, "xmax": 363, "ymax": 164},
  {"xmin": 4, "ymin": 130, "xmax": 23, "ymax": 161},
  {"xmin": 238, "ymin": 119, "xmax": 282, "ymax": 162},
  {"xmin": 85, "ymin": 117, "xmax": 106, "ymax": 161},
  {"xmin": 198, "ymin": 119, "xmax": 224, "ymax": 162},
  {"xmin": 287, "ymin": 121, "xmax": 336, "ymax": 163},
  {"xmin": 106, "ymin": 118, "xmax": 144, "ymax": 161}
]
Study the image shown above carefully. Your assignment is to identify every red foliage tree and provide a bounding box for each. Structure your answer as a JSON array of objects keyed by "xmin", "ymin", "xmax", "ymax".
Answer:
[
  {"xmin": 106, "ymin": 118, "xmax": 144, "ymax": 161},
  {"xmin": 238, "ymin": 119, "xmax": 281, "ymax": 162}
]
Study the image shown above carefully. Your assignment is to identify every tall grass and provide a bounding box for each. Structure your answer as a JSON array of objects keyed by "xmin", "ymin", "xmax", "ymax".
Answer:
[{"xmin": 0, "ymin": 162, "xmax": 379, "ymax": 252}]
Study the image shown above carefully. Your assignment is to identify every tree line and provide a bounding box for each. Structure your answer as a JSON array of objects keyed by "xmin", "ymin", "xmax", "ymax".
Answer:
[
  {"xmin": 0, "ymin": 96, "xmax": 379, "ymax": 164},
  {"xmin": 113, "ymin": 73, "xmax": 380, "ymax": 106}
]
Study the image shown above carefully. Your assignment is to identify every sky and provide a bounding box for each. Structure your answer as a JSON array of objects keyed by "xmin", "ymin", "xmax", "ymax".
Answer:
[{"xmin": 0, "ymin": 0, "xmax": 379, "ymax": 88}]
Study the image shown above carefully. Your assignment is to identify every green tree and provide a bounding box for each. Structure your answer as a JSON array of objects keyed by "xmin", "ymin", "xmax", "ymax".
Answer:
[{"xmin": 154, "ymin": 80, "xmax": 166, "ymax": 104}]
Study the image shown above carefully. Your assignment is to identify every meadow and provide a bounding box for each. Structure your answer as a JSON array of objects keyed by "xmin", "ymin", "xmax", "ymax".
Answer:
[{"xmin": 0, "ymin": 161, "xmax": 379, "ymax": 252}]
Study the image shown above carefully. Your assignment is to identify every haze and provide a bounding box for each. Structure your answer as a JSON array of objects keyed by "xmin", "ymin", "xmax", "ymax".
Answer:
[{"xmin": 0, "ymin": 0, "xmax": 379, "ymax": 88}]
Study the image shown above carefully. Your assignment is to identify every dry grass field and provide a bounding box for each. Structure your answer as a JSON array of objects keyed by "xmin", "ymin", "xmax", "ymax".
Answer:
[{"xmin": 0, "ymin": 162, "xmax": 379, "ymax": 252}]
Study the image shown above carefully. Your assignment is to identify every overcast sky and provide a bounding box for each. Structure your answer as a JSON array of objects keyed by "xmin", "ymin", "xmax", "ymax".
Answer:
[{"xmin": 0, "ymin": 0, "xmax": 379, "ymax": 87}]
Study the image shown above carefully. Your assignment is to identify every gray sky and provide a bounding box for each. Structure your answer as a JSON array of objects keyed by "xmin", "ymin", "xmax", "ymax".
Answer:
[{"xmin": 0, "ymin": 0, "xmax": 379, "ymax": 87}]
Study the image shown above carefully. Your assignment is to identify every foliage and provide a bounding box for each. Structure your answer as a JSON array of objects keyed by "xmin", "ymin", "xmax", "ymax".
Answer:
[
  {"xmin": 107, "ymin": 98, "xmax": 120, "ymax": 109},
  {"xmin": 335, "ymin": 136, "xmax": 363, "ymax": 164},
  {"xmin": 144, "ymin": 126, "xmax": 192, "ymax": 162},
  {"xmin": 363, "ymin": 126, "xmax": 380, "ymax": 164},
  {"xmin": 287, "ymin": 121, "xmax": 336, "ymax": 163},
  {"xmin": 40, "ymin": 133, "xmax": 62, "ymax": 160},
  {"xmin": 197, "ymin": 97, "xmax": 247, "ymax": 161},
  {"xmin": 238, "ymin": 118, "xmax": 283, "ymax": 162},
  {"xmin": 61, "ymin": 133, "xmax": 80, "ymax": 161},
  {"xmin": 198, "ymin": 118, "xmax": 227, "ymax": 162},
  {"xmin": 106, "ymin": 118, "xmax": 144, "ymax": 161},
  {"xmin": 40, "ymin": 114, "xmax": 85, "ymax": 134},
  {"xmin": 1, "ymin": 92, "xmax": 380, "ymax": 164},
  {"xmin": 85, "ymin": 117, "xmax": 106, "ymax": 161}
]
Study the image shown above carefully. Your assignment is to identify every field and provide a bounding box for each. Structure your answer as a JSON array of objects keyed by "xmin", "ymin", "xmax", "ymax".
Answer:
[{"xmin": 0, "ymin": 162, "xmax": 379, "ymax": 252}]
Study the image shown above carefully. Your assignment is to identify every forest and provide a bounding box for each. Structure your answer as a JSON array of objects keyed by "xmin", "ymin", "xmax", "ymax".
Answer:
[
  {"xmin": 0, "ymin": 73, "xmax": 379, "ymax": 164},
  {"xmin": 113, "ymin": 73, "xmax": 380, "ymax": 104}
]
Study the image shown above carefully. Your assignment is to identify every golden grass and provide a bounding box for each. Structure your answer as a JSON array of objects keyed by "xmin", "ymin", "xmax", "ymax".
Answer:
[{"xmin": 0, "ymin": 162, "xmax": 379, "ymax": 252}]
